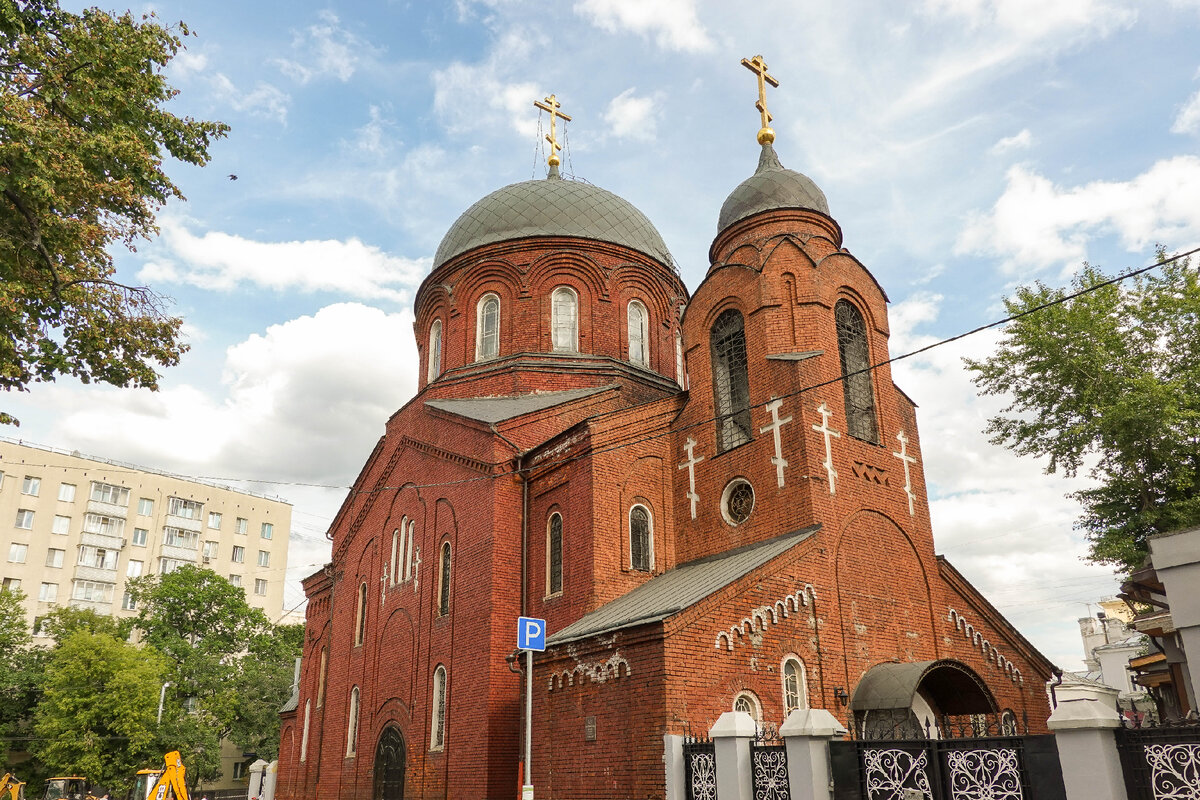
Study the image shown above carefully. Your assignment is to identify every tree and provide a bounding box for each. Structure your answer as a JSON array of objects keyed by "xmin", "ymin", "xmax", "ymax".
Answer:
[
  {"xmin": 31, "ymin": 629, "xmax": 166, "ymax": 793},
  {"xmin": 37, "ymin": 604, "xmax": 127, "ymax": 642},
  {"xmin": 964, "ymin": 254, "xmax": 1200, "ymax": 572},
  {"xmin": 226, "ymin": 623, "xmax": 304, "ymax": 762},
  {"xmin": 0, "ymin": 0, "xmax": 228, "ymax": 425},
  {"xmin": 0, "ymin": 587, "xmax": 37, "ymax": 767}
]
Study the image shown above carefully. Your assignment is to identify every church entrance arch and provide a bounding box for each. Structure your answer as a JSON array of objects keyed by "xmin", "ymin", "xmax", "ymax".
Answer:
[{"xmin": 373, "ymin": 726, "xmax": 406, "ymax": 800}]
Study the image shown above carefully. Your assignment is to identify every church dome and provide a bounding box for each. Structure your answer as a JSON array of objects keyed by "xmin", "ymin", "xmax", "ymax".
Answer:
[
  {"xmin": 434, "ymin": 168, "xmax": 674, "ymax": 268},
  {"xmin": 717, "ymin": 143, "xmax": 829, "ymax": 233}
]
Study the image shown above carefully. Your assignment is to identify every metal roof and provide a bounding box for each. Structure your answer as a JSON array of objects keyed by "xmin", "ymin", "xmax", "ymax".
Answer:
[
  {"xmin": 425, "ymin": 386, "xmax": 613, "ymax": 424},
  {"xmin": 850, "ymin": 659, "xmax": 997, "ymax": 714},
  {"xmin": 718, "ymin": 143, "xmax": 829, "ymax": 233},
  {"xmin": 433, "ymin": 171, "xmax": 674, "ymax": 268},
  {"xmin": 546, "ymin": 526, "xmax": 818, "ymax": 647}
]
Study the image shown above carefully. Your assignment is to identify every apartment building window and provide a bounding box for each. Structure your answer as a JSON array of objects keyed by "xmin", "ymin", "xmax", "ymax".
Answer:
[
  {"xmin": 137, "ymin": 498, "xmax": 154, "ymax": 516},
  {"xmin": 168, "ymin": 496, "xmax": 202, "ymax": 519},
  {"xmin": 14, "ymin": 509, "xmax": 33, "ymax": 530},
  {"xmin": 232, "ymin": 763, "xmax": 245, "ymax": 780},
  {"xmin": 208, "ymin": 512, "xmax": 222, "ymax": 529},
  {"xmin": 163, "ymin": 527, "xmax": 199, "ymax": 549},
  {"xmin": 90, "ymin": 482, "xmax": 130, "ymax": 506},
  {"xmin": 121, "ymin": 592, "xmax": 137, "ymax": 611},
  {"xmin": 78, "ymin": 546, "xmax": 118, "ymax": 571},
  {"xmin": 202, "ymin": 541, "xmax": 218, "ymax": 561},
  {"xmin": 260, "ymin": 522, "xmax": 273, "ymax": 540},
  {"xmin": 159, "ymin": 558, "xmax": 186, "ymax": 575},
  {"xmin": 229, "ymin": 574, "xmax": 242, "ymax": 587},
  {"xmin": 257, "ymin": 550, "xmax": 270, "ymax": 568},
  {"xmin": 2, "ymin": 578, "xmax": 20, "ymax": 591},
  {"xmin": 45, "ymin": 549, "xmax": 64, "ymax": 568},
  {"xmin": 52, "ymin": 515, "xmax": 70, "ymax": 535},
  {"xmin": 132, "ymin": 528, "xmax": 148, "ymax": 547},
  {"xmin": 39, "ymin": 582, "xmax": 58, "ymax": 603},
  {"xmin": 21, "ymin": 476, "xmax": 40, "ymax": 496},
  {"xmin": 8, "ymin": 543, "xmax": 27, "ymax": 563},
  {"xmin": 127, "ymin": 560, "xmax": 143, "ymax": 578},
  {"xmin": 232, "ymin": 546, "xmax": 245, "ymax": 563},
  {"xmin": 254, "ymin": 579, "xmax": 268, "ymax": 596},
  {"xmin": 83, "ymin": 513, "xmax": 125, "ymax": 537},
  {"xmin": 72, "ymin": 580, "xmax": 114, "ymax": 602},
  {"xmin": 235, "ymin": 517, "xmax": 248, "ymax": 535},
  {"xmin": 58, "ymin": 483, "xmax": 76, "ymax": 502}
]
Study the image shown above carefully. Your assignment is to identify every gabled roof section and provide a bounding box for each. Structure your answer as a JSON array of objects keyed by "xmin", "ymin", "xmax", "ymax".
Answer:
[
  {"xmin": 547, "ymin": 525, "xmax": 818, "ymax": 647},
  {"xmin": 425, "ymin": 386, "xmax": 614, "ymax": 424}
]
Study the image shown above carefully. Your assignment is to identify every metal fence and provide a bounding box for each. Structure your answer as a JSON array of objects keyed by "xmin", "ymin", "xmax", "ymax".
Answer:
[
  {"xmin": 1114, "ymin": 716, "xmax": 1200, "ymax": 800},
  {"xmin": 683, "ymin": 733, "xmax": 717, "ymax": 800},
  {"xmin": 750, "ymin": 723, "xmax": 789, "ymax": 800}
]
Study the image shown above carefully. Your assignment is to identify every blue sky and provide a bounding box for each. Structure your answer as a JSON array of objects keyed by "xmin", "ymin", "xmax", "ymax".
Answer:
[{"xmin": 8, "ymin": 0, "xmax": 1200, "ymax": 669}]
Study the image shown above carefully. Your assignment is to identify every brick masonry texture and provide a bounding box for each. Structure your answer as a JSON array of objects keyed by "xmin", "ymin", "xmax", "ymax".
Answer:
[{"xmin": 276, "ymin": 196, "xmax": 1056, "ymax": 800}]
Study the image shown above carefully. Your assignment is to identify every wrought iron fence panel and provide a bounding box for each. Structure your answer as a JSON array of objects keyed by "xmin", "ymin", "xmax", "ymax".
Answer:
[
  {"xmin": 751, "ymin": 743, "xmax": 789, "ymax": 800},
  {"xmin": 940, "ymin": 743, "xmax": 1024, "ymax": 800},
  {"xmin": 861, "ymin": 744, "xmax": 936, "ymax": 800},
  {"xmin": 683, "ymin": 735, "xmax": 717, "ymax": 800},
  {"xmin": 1115, "ymin": 719, "xmax": 1200, "ymax": 800}
]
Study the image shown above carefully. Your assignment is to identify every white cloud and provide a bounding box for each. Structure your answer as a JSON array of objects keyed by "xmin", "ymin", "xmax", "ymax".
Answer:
[
  {"xmin": 275, "ymin": 10, "xmax": 375, "ymax": 85},
  {"xmin": 956, "ymin": 156, "xmax": 1200, "ymax": 275},
  {"xmin": 138, "ymin": 219, "xmax": 428, "ymax": 303},
  {"xmin": 171, "ymin": 49, "xmax": 209, "ymax": 77},
  {"xmin": 431, "ymin": 26, "xmax": 541, "ymax": 137},
  {"xmin": 990, "ymin": 128, "xmax": 1033, "ymax": 154},
  {"xmin": 349, "ymin": 105, "xmax": 400, "ymax": 157},
  {"xmin": 574, "ymin": 0, "xmax": 712, "ymax": 52},
  {"xmin": 211, "ymin": 73, "xmax": 290, "ymax": 124},
  {"xmin": 1171, "ymin": 87, "xmax": 1200, "ymax": 134},
  {"xmin": 603, "ymin": 88, "xmax": 660, "ymax": 141}
]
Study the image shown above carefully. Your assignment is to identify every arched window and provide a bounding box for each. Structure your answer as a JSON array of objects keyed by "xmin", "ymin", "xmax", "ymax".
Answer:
[
  {"xmin": 390, "ymin": 524, "xmax": 403, "ymax": 587},
  {"xmin": 438, "ymin": 541, "xmax": 451, "ymax": 616},
  {"xmin": 711, "ymin": 309, "xmax": 752, "ymax": 452},
  {"xmin": 317, "ymin": 648, "xmax": 327, "ymax": 708},
  {"xmin": 547, "ymin": 513, "xmax": 563, "ymax": 595},
  {"xmin": 629, "ymin": 505, "xmax": 653, "ymax": 572},
  {"xmin": 835, "ymin": 300, "xmax": 879, "ymax": 443},
  {"xmin": 405, "ymin": 518, "xmax": 416, "ymax": 582},
  {"xmin": 675, "ymin": 330, "xmax": 685, "ymax": 388},
  {"xmin": 782, "ymin": 656, "xmax": 808, "ymax": 715},
  {"xmin": 431, "ymin": 665, "xmax": 447, "ymax": 750},
  {"xmin": 355, "ymin": 581, "xmax": 367, "ymax": 646},
  {"xmin": 733, "ymin": 690, "xmax": 761, "ymax": 722},
  {"xmin": 301, "ymin": 699, "xmax": 311, "ymax": 762},
  {"xmin": 476, "ymin": 294, "xmax": 500, "ymax": 361},
  {"xmin": 627, "ymin": 300, "xmax": 649, "ymax": 366},
  {"xmin": 551, "ymin": 287, "xmax": 578, "ymax": 352},
  {"xmin": 427, "ymin": 319, "xmax": 443, "ymax": 381},
  {"xmin": 346, "ymin": 686, "xmax": 361, "ymax": 757}
]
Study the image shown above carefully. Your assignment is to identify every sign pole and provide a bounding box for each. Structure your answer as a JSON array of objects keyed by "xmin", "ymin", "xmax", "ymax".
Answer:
[{"xmin": 523, "ymin": 648, "xmax": 533, "ymax": 800}]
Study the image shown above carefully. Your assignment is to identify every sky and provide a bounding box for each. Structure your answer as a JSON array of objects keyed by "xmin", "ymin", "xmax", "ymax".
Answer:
[{"xmin": 7, "ymin": 0, "xmax": 1200, "ymax": 672}]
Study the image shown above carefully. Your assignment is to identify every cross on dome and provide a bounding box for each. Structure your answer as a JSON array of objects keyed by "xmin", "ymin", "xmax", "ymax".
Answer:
[
  {"xmin": 740, "ymin": 54, "xmax": 779, "ymax": 145},
  {"xmin": 534, "ymin": 93, "xmax": 572, "ymax": 169}
]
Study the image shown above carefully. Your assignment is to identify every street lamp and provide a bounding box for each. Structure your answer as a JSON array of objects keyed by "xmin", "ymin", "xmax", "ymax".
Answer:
[{"xmin": 157, "ymin": 682, "xmax": 171, "ymax": 724}]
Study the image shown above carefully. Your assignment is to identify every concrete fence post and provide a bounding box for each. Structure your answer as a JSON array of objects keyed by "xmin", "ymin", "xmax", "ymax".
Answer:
[
  {"xmin": 1047, "ymin": 698, "xmax": 1128, "ymax": 800},
  {"xmin": 664, "ymin": 733, "xmax": 686, "ymax": 800},
  {"xmin": 710, "ymin": 710, "xmax": 757, "ymax": 800},
  {"xmin": 780, "ymin": 708, "xmax": 849, "ymax": 800}
]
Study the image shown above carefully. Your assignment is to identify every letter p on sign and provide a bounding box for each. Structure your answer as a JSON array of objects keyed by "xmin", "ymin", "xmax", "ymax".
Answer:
[{"xmin": 518, "ymin": 616, "xmax": 546, "ymax": 651}]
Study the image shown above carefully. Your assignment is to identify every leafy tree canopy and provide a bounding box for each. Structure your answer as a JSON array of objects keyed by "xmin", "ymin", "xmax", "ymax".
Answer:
[
  {"xmin": 37, "ymin": 604, "xmax": 128, "ymax": 643},
  {"xmin": 0, "ymin": 587, "xmax": 37, "ymax": 767},
  {"xmin": 0, "ymin": 0, "xmax": 228, "ymax": 425},
  {"xmin": 965, "ymin": 254, "xmax": 1200, "ymax": 572}
]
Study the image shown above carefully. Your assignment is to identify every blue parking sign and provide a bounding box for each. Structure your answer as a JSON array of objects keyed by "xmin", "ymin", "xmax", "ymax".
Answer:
[{"xmin": 517, "ymin": 616, "xmax": 546, "ymax": 651}]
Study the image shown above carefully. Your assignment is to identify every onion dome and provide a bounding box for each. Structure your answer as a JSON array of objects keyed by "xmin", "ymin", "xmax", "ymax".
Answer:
[
  {"xmin": 433, "ymin": 165, "xmax": 674, "ymax": 269},
  {"xmin": 717, "ymin": 142, "xmax": 830, "ymax": 233}
]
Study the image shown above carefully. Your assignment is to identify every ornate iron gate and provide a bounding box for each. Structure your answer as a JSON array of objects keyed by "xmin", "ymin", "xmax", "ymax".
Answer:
[
  {"xmin": 751, "ymin": 724, "xmax": 790, "ymax": 800},
  {"xmin": 1114, "ymin": 718, "xmax": 1200, "ymax": 800},
  {"xmin": 683, "ymin": 734, "xmax": 717, "ymax": 800}
]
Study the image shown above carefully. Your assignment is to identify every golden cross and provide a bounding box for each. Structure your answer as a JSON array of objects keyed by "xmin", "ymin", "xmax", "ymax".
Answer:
[
  {"xmin": 741, "ymin": 54, "xmax": 779, "ymax": 145},
  {"xmin": 534, "ymin": 94, "xmax": 573, "ymax": 168}
]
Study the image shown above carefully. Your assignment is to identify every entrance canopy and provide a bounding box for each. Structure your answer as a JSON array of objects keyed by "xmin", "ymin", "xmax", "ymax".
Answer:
[{"xmin": 850, "ymin": 659, "xmax": 998, "ymax": 716}]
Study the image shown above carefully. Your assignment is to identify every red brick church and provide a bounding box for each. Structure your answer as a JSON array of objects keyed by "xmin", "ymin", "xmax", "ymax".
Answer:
[{"xmin": 275, "ymin": 73, "xmax": 1055, "ymax": 800}]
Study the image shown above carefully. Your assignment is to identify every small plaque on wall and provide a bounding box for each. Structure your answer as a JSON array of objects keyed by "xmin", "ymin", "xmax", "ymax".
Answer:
[{"xmin": 584, "ymin": 716, "xmax": 597, "ymax": 741}]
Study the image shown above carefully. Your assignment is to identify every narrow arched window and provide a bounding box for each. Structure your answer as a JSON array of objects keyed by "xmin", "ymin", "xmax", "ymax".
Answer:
[
  {"xmin": 405, "ymin": 518, "xmax": 416, "ymax": 581},
  {"xmin": 711, "ymin": 309, "xmax": 752, "ymax": 452},
  {"xmin": 547, "ymin": 513, "xmax": 563, "ymax": 595},
  {"xmin": 782, "ymin": 657, "xmax": 808, "ymax": 715},
  {"xmin": 835, "ymin": 300, "xmax": 879, "ymax": 443},
  {"xmin": 438, "ymin": 541, "xmax": 451, "ymax": 616},
  {"xmin": 390, "ymin": 525, "xmax": 401, "ymax": 586},
  {"xmin": 628, "ymin": 300, "xmax": 649, "ymax": 366},
  {"xmin": 354, "ymin": 581, "xmax": 367, "ymax": 646},
  {"xmin": 476, "ymin": 294, "xmax": 500, "ymax": 361},
  {"xmin": 346, "ymin": 686, "xmax": 361, "ymax": 757},
  {"xmin": 675, "ymin": 330, "xmax": 685, "ymax": 388},
  {"xmin": 733, "ymin": 691, "xmax": 761, "ymax": 722},
  {"xmin": 629, "ymin": 505, "xmax": 652, "ymax": 572},
  {"xmin": 431, "ymin": 665, "xmax": 447, "ymax": 750},
  {"xmin": 551, "ymin": 287, "xmax": 578, "ymax": 352},
  {"xmin": 428, "ymin": 319, "xmax": 443, "ymax": 381},
  {"xmin": 301, "ymin": 699, "xmax": 311, "ymax": 762},
  {"xmin": 317, "ymin": 648, "xmax": 327, "ymax": 708}
]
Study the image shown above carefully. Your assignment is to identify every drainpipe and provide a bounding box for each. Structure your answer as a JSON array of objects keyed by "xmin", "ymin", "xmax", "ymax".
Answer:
[{"xmin": 1048, "ymin": 666, "xmax": 1063, "ymax": 709}]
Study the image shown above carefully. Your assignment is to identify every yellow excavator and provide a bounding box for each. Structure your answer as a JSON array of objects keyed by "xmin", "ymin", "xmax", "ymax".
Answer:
[
  {"xmin": 130, "ymin": 753, "xmax": 186, "ymax": 800},
  {"xmin": 40, "ymin": 777, "xmax": 88, "ymax": 800},
  {"xmin": 0, "ymin": 773, "xmax": 26, "ymax": 800}
]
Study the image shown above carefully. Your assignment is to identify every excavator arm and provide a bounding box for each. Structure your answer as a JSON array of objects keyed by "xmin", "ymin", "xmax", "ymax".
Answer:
[
  {"xmin": 0, "ymin": 773, "xmax": 26, "ymax": 800},
  {"xmin": 148, "ymin": 753, "xmax": 186, "ymax": 800}
]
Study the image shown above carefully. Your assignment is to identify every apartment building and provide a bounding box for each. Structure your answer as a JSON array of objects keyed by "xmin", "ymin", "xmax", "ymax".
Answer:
[{"xmin": 0, "ymin": 437, "xmax": 291, "ymax": 633}]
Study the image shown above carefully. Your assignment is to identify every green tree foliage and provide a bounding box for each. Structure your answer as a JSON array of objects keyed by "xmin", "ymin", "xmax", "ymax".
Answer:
[
  {"xmin": 129, "ymin": 567, "xmax": 301, "ymax": 781},
  {"xmin": 32, "ymin": 630, "xmax": 166, "ymax": 794},
  {"xmin": 0, "ymin": 0, "xmax": 229, "ymax": 425},
  {"xmin": 37, "ymin": 605, "xmax": 127, "ymax": 643},
  {"xmin": 0, "ymin": 587, "xmax": 37, "ymax": 767},
  {"xmin": 965, "ymin": 255, "xmax": 1200, "ymax": 572}
]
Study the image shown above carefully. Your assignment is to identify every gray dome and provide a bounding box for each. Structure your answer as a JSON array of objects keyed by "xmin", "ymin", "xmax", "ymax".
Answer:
[
  {"xmin": 717, "ymin": 143, "xmax": 829, "ymax": 233},
  {"xmin": 434, "ymin": 169, "xmax": 673, "ymax": 268}
]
